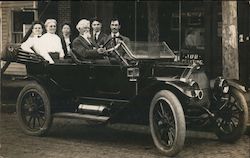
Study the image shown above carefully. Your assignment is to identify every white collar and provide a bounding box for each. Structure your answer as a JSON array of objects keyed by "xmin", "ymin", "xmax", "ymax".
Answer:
[
  {"xmin": 47, "ymin": 32, "xmax": 54, "ymax": 35},
  {"xmin": 94, "ymin": 31, "xmax": 100, "ymax": 35},
  {"xmin": 80, "ymin": 34, "xmax": 91, "ymax": 44},
  {"xmin": 44, "ymin": 33, "xmax": 56, "ymax": 37},
  {"xmin": 111, "ymin": 32, "xmax": 120, "ymax": 37},
  {"xmin": 80, "ymin": 34, "xmax": 90, "ymax": 39},
  {"xmin": 33, "ymin": 35, "xmax": 42, "ymax": 38}
]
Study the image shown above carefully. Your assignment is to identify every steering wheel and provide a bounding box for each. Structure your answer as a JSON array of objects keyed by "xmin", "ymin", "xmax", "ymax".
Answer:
[
  {"xmin": 101, "ymin": 36, "xmax": 129, "ymax": 65},
  {"xmin": 102, "ymin": 36, "xmax": 123, "ymax": 48}
]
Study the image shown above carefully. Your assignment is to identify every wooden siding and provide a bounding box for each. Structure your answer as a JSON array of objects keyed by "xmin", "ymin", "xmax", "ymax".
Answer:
[
  {"xmin": 1, "ymin": 61, "xmax": 27, "ymax": 76},
  {"xmin": 1, "ymin": 1, "xmax": 33, "ymax": 76}
]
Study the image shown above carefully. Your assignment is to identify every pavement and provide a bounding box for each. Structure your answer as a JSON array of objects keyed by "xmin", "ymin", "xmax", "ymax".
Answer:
[{"xmin": 0, "ymin": 113, "xmax": 249, "ymax": 158}]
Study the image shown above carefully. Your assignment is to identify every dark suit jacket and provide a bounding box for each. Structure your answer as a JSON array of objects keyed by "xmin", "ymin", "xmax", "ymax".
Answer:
[
  {"xmin": 92, "ymin": 32, "xmax": 108, "ymax": 47},
  {"xmin": 60, "ymin": 35, "xmax": 73, "ymax": 57},
  {"xmin": 105, "ymin": 34, "xmax": 130, "ymax": 48},
  {"xmin": 72, "ymin": 35, "xmax": 103, "ymax": 60},
  {"xmin": 105, "ymin": 34, "xmax": 131, "ymax": 62}
]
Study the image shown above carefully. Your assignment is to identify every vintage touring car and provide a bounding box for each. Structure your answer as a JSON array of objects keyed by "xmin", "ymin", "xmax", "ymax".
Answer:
[{"xmin": 1, "ymin": 37, "xmax": 249, "ymax": 156}]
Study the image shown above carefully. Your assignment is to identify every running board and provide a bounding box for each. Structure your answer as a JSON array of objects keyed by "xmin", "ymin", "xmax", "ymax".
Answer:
[{"xmin": 53, "ymin": 112, "xmax": 110, "ymax": 122}]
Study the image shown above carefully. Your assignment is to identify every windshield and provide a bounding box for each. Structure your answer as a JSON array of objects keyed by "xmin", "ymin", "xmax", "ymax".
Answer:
[{"xmin": 126, "ymin": 42, "xmax": 176, "ymax": 59}]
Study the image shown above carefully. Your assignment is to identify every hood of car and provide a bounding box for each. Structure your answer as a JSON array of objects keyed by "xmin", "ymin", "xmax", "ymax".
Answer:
[
  {"xmin": 151, "ymin": 62, "xmax": 191, "ymax": 79},
  {"xmin": 143, "ymin": 61, "xmax": 209, "ymax": 89}
]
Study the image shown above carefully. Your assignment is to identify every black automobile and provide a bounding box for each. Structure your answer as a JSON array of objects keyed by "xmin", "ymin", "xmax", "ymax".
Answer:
[{"xmin": 1, "ymin": 38, "xmax": 249, "ymax": 157}]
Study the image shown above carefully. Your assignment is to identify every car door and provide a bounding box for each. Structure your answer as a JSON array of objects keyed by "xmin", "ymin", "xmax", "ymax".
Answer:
[
  {"xmin": 46, "ymin": 62, "xmax": 94, "ymax": 95},
  {"xmin": 92, "ymin": 63, "xmax": 137, "ymax": 100}
]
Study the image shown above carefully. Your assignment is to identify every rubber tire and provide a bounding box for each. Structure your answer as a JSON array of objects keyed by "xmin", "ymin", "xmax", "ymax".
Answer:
[
  {"xmin": 215, "ymin": 88, "xmax": 248, "ymax": 142},
  {"xmin": 149, "ymin": 90, "xmax": 186, "ymax": 157},
  {"xmin": 16, "ymin": 82, "xmax": 53, "ymax": 136}
]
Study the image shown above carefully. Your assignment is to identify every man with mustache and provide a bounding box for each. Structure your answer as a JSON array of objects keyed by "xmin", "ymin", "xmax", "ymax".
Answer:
[
  {"xmin": 104, "ymin": 17, "xmax": 131, "ymax": 64},
  {"xmin": 72, "ymin": 19, "xmax": 106, "ymax": 60},
  {"xmin": 107, "ymin": 17, "xmax": 130, "ymax": 47}
]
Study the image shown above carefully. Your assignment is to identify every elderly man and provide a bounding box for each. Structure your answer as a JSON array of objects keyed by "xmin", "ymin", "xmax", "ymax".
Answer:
[{"xmin": 72, "ymin": 19, "xmax": 106, "ymax": 60}]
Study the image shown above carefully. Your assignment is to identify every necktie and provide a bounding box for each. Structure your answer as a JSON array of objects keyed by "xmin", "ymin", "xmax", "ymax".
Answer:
[
  {"xmin": 95, "ymin": 33, "xmax": 98, "ymax": 42},
  {"xmin": 93, "ymin": 33, "xmax": 96, "ymax": 42},
  {"xmin": 113, "ymin": 34, "xmax": 117, "ymax": 46}
]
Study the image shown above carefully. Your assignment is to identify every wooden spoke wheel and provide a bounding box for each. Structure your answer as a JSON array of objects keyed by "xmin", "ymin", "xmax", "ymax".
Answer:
[
  {"xmin": 16, "ymin": 83, "xmax": 53, "ymax": 136},
  {"xmin": 214, "ymin": 88, "xmax": 248, "ymax": 142},
  {"xmin": 149, "ymin": 90, "xmax": 186, "ymax": 156}
]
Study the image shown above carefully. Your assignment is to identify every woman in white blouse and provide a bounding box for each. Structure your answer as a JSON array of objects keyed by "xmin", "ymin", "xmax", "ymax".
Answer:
[
  {"xmin": 21, "ymin": 21, "xmax": 44, "ymax": 53},
  {"xmin": 37, "ymin": 19, "xmax": 64, "ymax": 64}
]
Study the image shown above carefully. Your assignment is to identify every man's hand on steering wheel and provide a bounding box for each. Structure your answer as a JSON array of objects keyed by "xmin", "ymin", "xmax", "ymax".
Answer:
[
  {"xmin": 103, "ymin": 42, "xmax": 121, "ymax": 54},
  {"xmin": 102, "ymin": 36, "xmax": 123, "ymax": 49},
  {"xmin": 97, "ymin": 47, "xmax": 106, "ymax": 54},
  {"xmin": 99, "ymin": 36, "xmax": 131, "ymax": 65},
  {"xmin": 100, "ymin": 36, "xmax": 123, "ymax": 56}
]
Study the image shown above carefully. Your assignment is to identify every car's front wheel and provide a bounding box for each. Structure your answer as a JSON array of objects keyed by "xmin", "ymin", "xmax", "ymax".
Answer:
[
  {"xmin": 214, "ymin": 88, "xmax": 248, "ymax": 142},
  {"xmin": 16, "ymin": 83, "xmax": 53, "ymax": 136},
  {"xmin": 149, "ymin": 90, "xmax": 186, "ymax": 157}
]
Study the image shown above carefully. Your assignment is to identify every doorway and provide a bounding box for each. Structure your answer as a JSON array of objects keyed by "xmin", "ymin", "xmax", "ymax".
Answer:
[{"xmin": 237, "ymin": 1, "xmax": 250, "ymax": 88}]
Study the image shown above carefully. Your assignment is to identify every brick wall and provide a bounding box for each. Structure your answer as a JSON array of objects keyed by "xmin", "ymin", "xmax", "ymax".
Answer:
[{"xmin": 57, "ymin": 1, "xmax": 71, "ymax": 32}]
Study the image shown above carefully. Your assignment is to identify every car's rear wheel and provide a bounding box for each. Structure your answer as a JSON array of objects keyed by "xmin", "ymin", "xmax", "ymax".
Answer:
[
  {"xmin": 149, "ymin": 90, "xmax": 186, "ymax": 157},
  {"xmin": 214, "ymin": 88, "xmax": 248, "ymax": 142},
  {"xmin": 16, "ymin": 83, "xmax": 53, "ymax": 136}
]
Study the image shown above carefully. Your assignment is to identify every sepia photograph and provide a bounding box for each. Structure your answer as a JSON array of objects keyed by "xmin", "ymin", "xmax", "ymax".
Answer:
[{"xmin": 0, "ymin": 1, "xmax": 250, "ymax": 157}]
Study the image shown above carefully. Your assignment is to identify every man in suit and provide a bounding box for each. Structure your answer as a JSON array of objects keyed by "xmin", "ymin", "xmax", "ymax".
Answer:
[
  {"xmin": 105, "ymin": 17, "xmax": 131, "ymax": 64},
  {"xmin": 91, "ymin": 17, "xmax": 108, "ymax": 47},
  {"xmin": 72, "ymin": 19, "xmax": 106, "ymax": 60},
  {"xmin": 107, "ymin": 17, "xmax": 130, "ymax": 47}
]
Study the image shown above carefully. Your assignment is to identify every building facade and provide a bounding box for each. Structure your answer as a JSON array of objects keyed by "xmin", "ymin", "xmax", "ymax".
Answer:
[
  {"xmin": 0, "ymin": 1, "xmax": 36, "ymax": 75},
  {"xmin": 1, "ymin": 1, "xmax": 249, "ymax": 87}
]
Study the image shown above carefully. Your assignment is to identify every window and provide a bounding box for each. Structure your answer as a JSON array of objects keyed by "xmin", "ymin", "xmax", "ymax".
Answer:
[{"xmin": 12, "ymin": 11, "xmax": 34, "ymax": 43}]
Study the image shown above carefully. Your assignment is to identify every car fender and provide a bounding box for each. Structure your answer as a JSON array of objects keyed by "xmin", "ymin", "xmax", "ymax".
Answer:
[
  {"xmin": 139, "ymin": 77, "xmax": 195, "ymax": 99},
  {"xmin": 164, "ymin": 80, "xmax": 194, "ymax": 98},
  {"xmin": 227, "ymin": 79, "xmax": 247, "ymax": 93}
]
